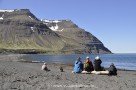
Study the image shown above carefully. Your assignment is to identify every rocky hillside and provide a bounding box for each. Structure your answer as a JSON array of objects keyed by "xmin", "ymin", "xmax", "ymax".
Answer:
[
  {"xmin": 0, "ymin": 9, "xmax": 111, "ymax": 54},
  {"xmin": 42, "ymin": 19, "xmax": 111, "ymax": 54}
]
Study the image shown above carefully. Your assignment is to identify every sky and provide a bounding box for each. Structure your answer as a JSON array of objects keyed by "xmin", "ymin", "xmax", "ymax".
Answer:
[{"xmin": 0, "ymin": 0, "xmax": 136, "ymax": 53}]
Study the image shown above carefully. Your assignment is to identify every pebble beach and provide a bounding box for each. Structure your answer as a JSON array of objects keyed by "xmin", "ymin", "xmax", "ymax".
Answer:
[{"xmin": 0, "ymin": 54, "xmax": 136, "ymax": 90}]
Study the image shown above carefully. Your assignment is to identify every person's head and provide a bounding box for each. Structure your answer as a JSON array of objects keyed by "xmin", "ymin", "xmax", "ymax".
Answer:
[
  {"xmin": 111, "ymin": 63, "xmax": 114, "ymax": 66},
  {"xmin": 43, "ymin": 62, "xmax": 47, "ymax": 65},
  {"xmin": 95, "ymin": 56, "xmax": 100, "ymax": 60},
  {"xmin": 77, "ymin": 57, "xmax": 81, "ymax": 61},
  {"xmin": 86, "ymin": 56, "xmax": 90, "ymax": 62},
  {"xmin": 86, "ymin": 56, "xmax": 89, "ymax": 59}
]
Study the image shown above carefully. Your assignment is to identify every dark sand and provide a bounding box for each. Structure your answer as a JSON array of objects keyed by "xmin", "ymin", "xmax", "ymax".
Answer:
[{"xmin": 0, "ymin": 54, "xmax": 136, "ymax": 90}]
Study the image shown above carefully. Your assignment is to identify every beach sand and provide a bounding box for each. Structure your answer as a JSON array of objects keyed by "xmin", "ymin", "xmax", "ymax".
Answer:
[{"xmin": 0, "ymin": 55, "xmax": 136, "ymax": 90}]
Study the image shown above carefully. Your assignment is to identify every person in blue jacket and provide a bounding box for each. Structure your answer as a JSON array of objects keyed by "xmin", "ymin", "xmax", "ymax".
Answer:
[{"xmin": 73, "ymin": 57, "xmax": 83, "ymax": 73}]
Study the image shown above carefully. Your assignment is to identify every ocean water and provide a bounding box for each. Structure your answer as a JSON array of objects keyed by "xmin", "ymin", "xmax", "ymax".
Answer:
[{"xmin": 22, "ymin": 54, "xmax": 136, "ymax": 70}]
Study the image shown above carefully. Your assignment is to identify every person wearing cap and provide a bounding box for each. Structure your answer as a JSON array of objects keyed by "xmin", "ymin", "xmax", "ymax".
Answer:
[
  {"xmin": 41, "ymin": 62, "xmax": 49, "ymax": 71},
  {"xmin": 84, "ymin": 56, "xmax": 94, "ymax": 72},
  {"xmin": 94, "ymin": 56, "xmax": 104, "ymax": 71},
  {"xmin": 73, "ymin": 57, "xmax": 83, "ymax": 73}
]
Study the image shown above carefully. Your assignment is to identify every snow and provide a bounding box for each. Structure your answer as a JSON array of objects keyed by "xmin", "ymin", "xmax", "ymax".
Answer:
[
  {"xmin": 0, "ymin": 17, "xmax": 3, "ymax": 20},
  {"xmin": 60, "ymin": 29, "xmax": 64, "ymax": 31},
  {"xmin": 0, "ymin": 10, "xmax": 14, "ymax": 12},
  {"xmin": 29, "ymin": 16, "xmax": 33, "ymax": 20},
  {"xmin": 42, "ymin": 19, "xmax": 50, "ymax": 22},
  {"xmin": 30, "ymin": 27, "xmax": 35, "ymax": 32},
  {"xmin": 30, "ymin": 27, "xmax": 34, "ymax": 30},
  {"xmin": 63, "ymin": 19, "xmax": 71, "ymax": 21},
  {"xmin": 49, "ymin": 24, "xmax": 64, "ymax": 32},
  {"xmin": 49, "ymin": 24, "xmax": 59, "ymax": 31},
  {"xmin": 0, "ymin": 14, "xmax": 4, "ymax": 20},
  {"xmin": 53, "ymin": 20, "xmax": 61, "ymax": 23},
  {"xmin": 42, "ymin": 19, "xmax": 61, "ymax": 23},
  {"xmin": 41, "ymin": 19, "xmax": 48, "ymax": 24},
  {"xmin": 41, "ymin": 19, "xmax": 64, "ymax": 31}
]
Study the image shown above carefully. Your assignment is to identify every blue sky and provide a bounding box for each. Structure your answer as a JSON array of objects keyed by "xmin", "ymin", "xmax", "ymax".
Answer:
[{"xmin": 0, "ymin": 0, "xmax": 136, "ymax": 53}]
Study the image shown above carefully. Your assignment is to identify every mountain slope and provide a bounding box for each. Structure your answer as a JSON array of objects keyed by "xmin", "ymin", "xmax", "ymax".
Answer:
[
  {"xmin": 0, "ymin": 9, "xmax": 66, "ymax": 53},
  {"xmin": 0, "ymin": 9, "xmax": 111, "ymax": 54},
  {"xmin": 42, "ymin": 19, "xmax": 111, "ymax": 54}
]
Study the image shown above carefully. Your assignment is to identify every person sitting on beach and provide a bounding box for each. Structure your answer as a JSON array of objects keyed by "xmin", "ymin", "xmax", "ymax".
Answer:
[
  {"xmin": 108, "ymin": 63, "xmax": 117, "ymax": 76},
  {"xmin": 41, "ymin": 62, "xmax": 50, "ymax": 71},
  {"xmin": 84, "ymin": 56, "xmax": 94, "ymax": 72},
  {"xmin": 60, "ymin": 66, "xmax": 63, "ymax": 72},
  {"xmin": 94, "ymin": 56, "xmax": 104, "ymax": 71},
  {"xmin": 73, "ymin": 57, "xmax": 83, "ymax": 73}
]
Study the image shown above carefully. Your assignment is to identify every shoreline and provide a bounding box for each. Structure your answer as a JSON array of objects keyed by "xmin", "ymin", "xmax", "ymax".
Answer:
[
  {"xmin": 0, "ymin": 55, "xmax": 136, "ymax": 90},
  {"xmin": 19, "ymin": 60, "xmax": 136, "ymax": 71},
  {"xmin": 0, "ymin": 54, "xmax": 136, "ymax": 71}
]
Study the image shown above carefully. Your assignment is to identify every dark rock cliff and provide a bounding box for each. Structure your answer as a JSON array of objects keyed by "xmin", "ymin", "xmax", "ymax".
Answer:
[{"xmin": 43, "ymin": 20, "xmax": 111, "ymax": 54}]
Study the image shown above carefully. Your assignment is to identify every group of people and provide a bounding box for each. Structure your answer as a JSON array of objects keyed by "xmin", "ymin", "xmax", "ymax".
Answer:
[
  {"xmin": 73, "ymin": 56, "xmax": 117, "ymax": 76},
  {"xmin": 41, "ymin": 56, "xmax": 117, "ymax": 76}
]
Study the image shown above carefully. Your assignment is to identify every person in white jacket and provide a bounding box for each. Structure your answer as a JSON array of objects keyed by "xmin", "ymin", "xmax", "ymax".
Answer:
[{"xmin": 41, "ymin": 62, "xmax": 49, "ymax": 71}]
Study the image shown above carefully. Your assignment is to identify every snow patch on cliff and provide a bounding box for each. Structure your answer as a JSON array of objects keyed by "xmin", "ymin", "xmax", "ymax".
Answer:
[
  {"xmin": 49, "ymin": 24, "xmax": 59, "ymax": 31},
  {"xmin": 0, "ymin": 14, "xmax": 4, "ymax": 20},
  {"xmin": 0, "ymin": 10, "xmax": 14, "ymax": 12},
  {"xmin": 41, "ymin": 19, "xmax": 65, "ymax": 31},
  {"xmin": 0, "ymin": 17, "xmax": 3, "ymax": 20},
  {"xmin": 30, "ymin": 27, "xmax": 35, "ymax": 32},
  {"xmin": 29, "ymin": 16, "xmax": 33, "ymax": 20},
  {"xmin": 41, "ymin": 19, "xmax": 61, "ymax": 23}
]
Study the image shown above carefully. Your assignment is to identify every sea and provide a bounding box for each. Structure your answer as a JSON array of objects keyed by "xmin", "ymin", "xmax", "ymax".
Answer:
[{"xmin": 22, "ymin": 53, "xmax": 136, "ymax": 70}]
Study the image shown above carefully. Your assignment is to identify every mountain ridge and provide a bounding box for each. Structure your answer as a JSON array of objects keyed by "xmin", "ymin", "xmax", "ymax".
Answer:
[
  {"xmin": 0, "ymin": 9, "xmax": 111, "ymax": 54},
  {"xmin": 42, "ymin": 19, "xmax": 111, "ymax": 54}
]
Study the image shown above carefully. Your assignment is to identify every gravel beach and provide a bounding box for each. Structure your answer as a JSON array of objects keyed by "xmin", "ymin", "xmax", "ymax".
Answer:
[{"xmin": 0, "ymin": 55, "xmax": 136, "ymax": 90}]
